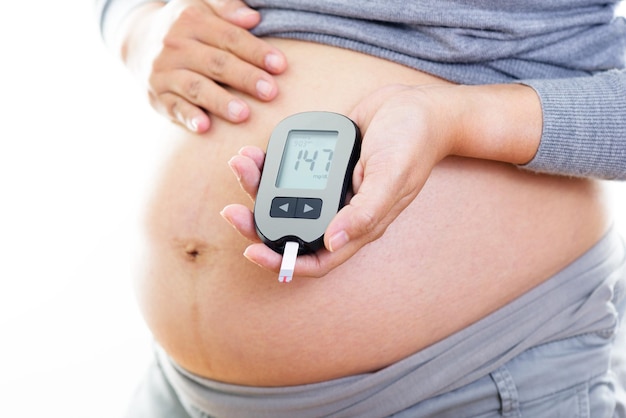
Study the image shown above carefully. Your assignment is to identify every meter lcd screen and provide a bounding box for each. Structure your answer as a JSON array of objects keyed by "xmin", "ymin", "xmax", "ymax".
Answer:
[{"xmin": 275, "ymin": 130, "xmax": 339, "ymax": 190}]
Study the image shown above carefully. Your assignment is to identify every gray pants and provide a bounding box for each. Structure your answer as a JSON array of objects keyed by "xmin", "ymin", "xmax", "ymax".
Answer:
[{"xmin": 126, "ymin": 227, "xmax": 626, "ymax": 417}]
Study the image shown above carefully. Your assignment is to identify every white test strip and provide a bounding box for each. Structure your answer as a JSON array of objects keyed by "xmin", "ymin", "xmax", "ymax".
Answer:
[{"xmin": 278, "ymin": 241, "xmax": 299, "ymax": 283}]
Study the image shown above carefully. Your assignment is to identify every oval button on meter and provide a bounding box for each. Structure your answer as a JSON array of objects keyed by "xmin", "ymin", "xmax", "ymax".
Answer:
[{"xmin": 254, "ymin": 111, "xmax": 361, "ymax": 254}]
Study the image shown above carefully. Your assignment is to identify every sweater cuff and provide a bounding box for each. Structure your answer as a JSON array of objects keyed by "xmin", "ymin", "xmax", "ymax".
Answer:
[
  {"xmin": 518, "ymin": 70, "xmax": 626, "ymax": 180},
  {"xmin": 98, "ymin": 0, "xmax": 166, "ymax": 45}
]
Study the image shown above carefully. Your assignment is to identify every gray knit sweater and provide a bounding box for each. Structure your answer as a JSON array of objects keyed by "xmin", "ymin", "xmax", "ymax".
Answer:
[{"xmin": 96, "ymin": 0, "xmax": 626, "ymax": 179}]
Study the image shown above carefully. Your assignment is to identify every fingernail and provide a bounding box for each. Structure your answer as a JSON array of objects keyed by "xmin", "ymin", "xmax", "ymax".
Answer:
[
  {"xmin": 188, "ymin": 115, "xmax": 209, "ymax": 132},
  {"xmin": 328, "ymin": 231, "xmax": 349, "ymax": 252},
  {"xmin": 188, "ymin": 118, "xmax": 198, "ymax": 132},
  {"xmin": 227, "ymin": 158, "xmax": 241, "ymax": 180},
  {"xmin": 265, "ymin": 53, "xmax": 285, "ymax": 72},
  {"xmin": 231, "ymin": 7, "xmax": 257, "ymax": 19},
  {"xmin": 219, "ymin": 209, "xmax": 234, "ymax": 227},
  {"xmin": 243, "ymin": 247, "xmax": 262, "ymax": 267},
  {"xmin": 228, "ymin": 100, "xmax": 247, "ymax": 120},
  {"xmin": 256, "ymin": 79, "xmax": 275, "ymax": 100}
]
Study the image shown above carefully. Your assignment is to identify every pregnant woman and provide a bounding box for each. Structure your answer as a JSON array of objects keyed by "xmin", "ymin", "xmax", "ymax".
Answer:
[{"xmin": 97, "ymin": 1, "xmax": 626, "ymax": 416}]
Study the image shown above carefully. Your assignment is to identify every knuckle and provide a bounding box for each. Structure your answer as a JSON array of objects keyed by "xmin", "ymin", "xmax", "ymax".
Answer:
[
  {"xmin": 168, "ymin": 99, "xmax": 181, "ymax": 118},
  {"xmin": 150, "ymin": 44, "xmax": 179, "ymax": 77},
  {"xmin": 207, "ymin": 50, "xmax": 229, "ymax": 77},
  {"xmin": 150, "ymin": 92, "xmax": 178, "ymax": 121},
  {"xmin": 239, "ymin": 68, "xmax": 261, "ymax": 90},
  {"xmin": 167, "ymin": 97, "xmax": 192, "ymax": 126},
  {"xmin": 348, "ymin": 198, "xmax": 386, "ymax": 240},
  {"xmin": 184, "ymin": 78, "xmax": 202, "ymax": 100},
  {"xmin": 220, "ymin": 25, "xmax": 244, "ymax": 48},
  {"xmin": 152, "ymin": 92, "xmax": 175, "ymax": 116},
  {"xmin": 177, "ymin": 6, "xmax": 202, "ymax": 26},
  {"xmin": 161, "ymin": 31, "xmax": 183, "ymax": 51},
  {"xmin": 357, "ymin": 208, "xmax": 381, "ymax": 237}
]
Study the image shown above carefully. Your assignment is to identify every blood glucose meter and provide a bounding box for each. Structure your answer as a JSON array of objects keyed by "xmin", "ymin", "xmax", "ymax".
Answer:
[{"xmin": 253, "ymin": 111, "xmax": 361, "ymax": 273}]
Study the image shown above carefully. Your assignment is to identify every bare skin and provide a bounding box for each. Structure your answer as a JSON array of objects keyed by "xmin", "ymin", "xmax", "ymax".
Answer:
[{"xmin": 115, "ymin": 1, "xmax": 611, "ymax": 386}]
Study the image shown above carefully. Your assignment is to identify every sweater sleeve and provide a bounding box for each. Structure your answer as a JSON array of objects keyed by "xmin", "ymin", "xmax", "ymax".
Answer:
[
  {"xmin": 518, "ymin": 70, "xmax": 626, "ymax": 180},
  {"xmin": 96, "ymin": 0, "xmax": 166, "ymax": 45}
]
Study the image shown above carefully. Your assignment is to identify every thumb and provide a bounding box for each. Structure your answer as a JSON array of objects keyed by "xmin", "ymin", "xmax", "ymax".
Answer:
[
  {"xmin": 205, "ymin": 0, "xmax": 261, "ymax": 28},
  {"xmin": 324, "ymin": 165, "xmax": 397, "ymax": 253}
]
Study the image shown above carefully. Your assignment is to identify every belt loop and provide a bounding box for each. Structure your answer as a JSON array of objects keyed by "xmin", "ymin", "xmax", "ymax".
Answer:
[{"xmin": 490, "ymin": 366, "xmax": 522, "ymax": 418}]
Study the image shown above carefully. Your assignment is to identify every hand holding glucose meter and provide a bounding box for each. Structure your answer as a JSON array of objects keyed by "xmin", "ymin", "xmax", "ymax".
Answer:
[{"xmin": 253, "ymin": 111, "xmax": 361, "ymax": 282}]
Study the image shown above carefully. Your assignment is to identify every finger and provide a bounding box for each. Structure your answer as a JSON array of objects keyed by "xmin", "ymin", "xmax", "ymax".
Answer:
[
  {"xmin": 152, "ymin": 69, "xmax": 250, "ymax": 123},
  {"xmin": 221, "ymin": 199, "xmax": 349, "ymax": 278},
  {"xmin": 204, "ymin": 0, "xmax": 261, "ymax": 29},
  {"xmin": 186, "ymin": 43, "xmax": 280, "ymax": 101},
  {"xmin": 220, "ymin": 200, "xmax": 339, "ymax": 278},
  {"xmin": 324, "ymin": 168, "xmax": 399, "ymax": 254},
  {"xmin": 197, "ymin": 14, "xmax": 287, "ymax": 75},
  {"xmin": 242, "ymin": 243, "xmax": 283, "ymax": 271},
  {"xmin": 242, "ymin": 242, "xmax": 354, "ymax": 278},
  {"xmin": 219, "ymin": 204, "xmax": 345, "ymax": 280},
  {"xmin": 151, "ymin": 91, "xmax": 212, "ymax": 132},
  {"xmin": 238, "ymin": 146, "xmax": 265, "ymax": 169},
  {"xmin": 227, "ymin": 154, "xmax": 262, "ymax": 200},
  {"xmin": 220, "ymin": 204, "xmax": 261, "ymax": 242}
]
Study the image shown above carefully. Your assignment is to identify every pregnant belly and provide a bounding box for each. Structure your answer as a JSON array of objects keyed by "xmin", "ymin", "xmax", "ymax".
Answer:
[{"xmin": 136, "ymin": 39, "xmax": 610, "ymax": 386}]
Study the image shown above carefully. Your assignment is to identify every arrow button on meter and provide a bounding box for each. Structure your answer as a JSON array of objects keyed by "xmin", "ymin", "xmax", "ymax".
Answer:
[
  {"xmin": 296, "ymin": 198, "xmax": 323, "ymax": 219},
  {"xmin": 270, "ymin": 197, "xmax": 297, "ymax": 218}
]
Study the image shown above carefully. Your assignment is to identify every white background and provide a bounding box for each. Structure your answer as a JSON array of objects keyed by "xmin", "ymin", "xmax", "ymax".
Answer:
[
  {"xmin": 1, "ymin": 1, "xmax": 164, "ymax": 416},
  {"xmin": 1, "ymin": 1, "xmax": 626, "ymax": 417}
]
